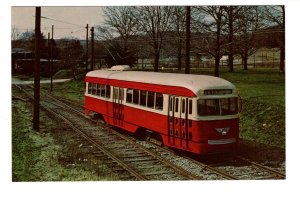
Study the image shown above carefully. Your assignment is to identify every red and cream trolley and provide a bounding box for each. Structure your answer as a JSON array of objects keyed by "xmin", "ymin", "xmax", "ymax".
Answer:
[{"xmin": 84, "ymin": 67, "xmax": 240, "ymax": 154}]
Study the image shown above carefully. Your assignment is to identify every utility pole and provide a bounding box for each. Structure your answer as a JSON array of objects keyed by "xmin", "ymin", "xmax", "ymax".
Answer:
[
  {"xmin": 90, "ymin": 26, "xmax": 94, "ymax": 71},
  {"xmin": 47, "ymin": 32, "xmax": 50, "ymax": 79},
  {"xmin": 50, "ymin": 25, "xmax": 54, "ymax": 92},
  {"xmin": 33, "ymin": 7, "xmax": 41, "ymax": 131},
  {"xmin": 185, "ymin": 6, "xmax": 191, "ymax": 74},
  {"xmin": 86, "ymin": 24, "xmax": 89, "ymax": 72}
]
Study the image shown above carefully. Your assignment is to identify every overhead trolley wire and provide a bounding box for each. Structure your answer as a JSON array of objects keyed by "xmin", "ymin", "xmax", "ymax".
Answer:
[{"xmin": 41, "ymin": 16, "xmax": 85, "ymax": 28}]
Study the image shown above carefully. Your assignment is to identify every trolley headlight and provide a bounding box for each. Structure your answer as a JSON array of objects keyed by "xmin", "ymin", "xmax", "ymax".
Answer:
[{"xmin": 215, "ymin": 127, "xmax": 230, "ymax": 136}]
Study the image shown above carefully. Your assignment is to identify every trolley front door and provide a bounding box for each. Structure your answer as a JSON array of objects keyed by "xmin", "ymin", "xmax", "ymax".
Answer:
[
  {"xmin": 168, "ymin": 96, "xmax": 181, "ymax": 146},
  {"xmin": 112, "ymin": 87, "xmax": 124, "ymax": 127},
  {"xmin": 168, "ymin": 96, "xmax": 175, "ymax": 145},
  {"xmin": 168, "ymin": 96, "xmax": 191, "ymax": 149}
]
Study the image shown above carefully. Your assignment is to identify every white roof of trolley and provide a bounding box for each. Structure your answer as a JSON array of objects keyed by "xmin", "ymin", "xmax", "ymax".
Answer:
[{"xmin": 86, "ymin": 70, "xmax": 236, "ymax": 96}]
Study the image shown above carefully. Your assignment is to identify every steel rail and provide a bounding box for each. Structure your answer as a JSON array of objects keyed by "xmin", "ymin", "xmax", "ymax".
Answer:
[
  {"xmin": 14, "ymin": 84, "xmax": 285, "ymax": 180},
  {"xmin": 15, "ymin": 84, "xmax": 147, "ymax": 181},
  {"xmin": 236, "ymin": 156, "xmax": 285, "ymax": 179},
  {"xmin": 44, "ymin": 106, "xmax": 148, "ymax": 181},
  {"xmin": 45, "ymin": 93, "xmax": 203, "ymax": 180},
  {"xmin": 37, "ymin": 88, "xmax": 203, "ymax": 180},
  {"xmin": 40, "ymin": 89, "xmax": 232, "ymax": 180},
  {"xmin": 108, "ymin": 132, "xmax": 203, "ymax": 180}
]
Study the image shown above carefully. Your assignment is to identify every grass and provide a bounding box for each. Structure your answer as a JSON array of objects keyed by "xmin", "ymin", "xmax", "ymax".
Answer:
[
  {"xmin": 220, "ymin": 69, "xmax": 285, "ymax": 148},
  {"xmin": 189, "ymin": 67, "xmax": 285, "ymax": 148},
  {"xmin": 12, "ymin": 100, "xmax": 119, "ymax": 181},
  {"xmin": 41, "ymin": 79, "xmax": 85, "ymax": 101}
]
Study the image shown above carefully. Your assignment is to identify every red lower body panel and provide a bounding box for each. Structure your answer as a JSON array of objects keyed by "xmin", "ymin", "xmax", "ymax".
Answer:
[{"xmin": 85, "ymin": 96, "xmax": 239, "ymax": 154}]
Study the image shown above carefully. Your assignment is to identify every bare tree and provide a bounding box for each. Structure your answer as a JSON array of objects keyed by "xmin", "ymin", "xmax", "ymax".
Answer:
[
  {"xmin": 235, "ymin": 6, "xmax": 262, "ymax": 70},
  {"xmin": 19, "ymin": 29, "xmax": 34, "ymax": 41},
  {"xmin": 11, "ymin": 26, "xmax": 21, "ymax": 40},
  {"xmin": 223, "ymin": 6, "xmax": 243, "ymax": 72},
  {"xmin": 57, "ymin": 38, "xmax": 84, "ymax": 79},
  {"xmin": 169, "ymin": 6, "xmax": 186, "ymax": 71},
  {"xmin": 194, "ymin": 6, "xmax": 227, "ymax": 77},
  {"xmin": 263, "ymin": 5, "xmax": 285, "ymax": 72},
  {"xmin": 135, "ymin": 6, "xmax": 173, "ymax": 72},
  {"xmin": 96, "ymin": 7, "xmax": 138, "ymax": 66},
  {"xmin": 102, "ymin": 6, "xmax": 138, "ymax": 52}
]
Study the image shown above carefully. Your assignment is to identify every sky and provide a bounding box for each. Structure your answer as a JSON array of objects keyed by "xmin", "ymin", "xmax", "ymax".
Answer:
[{"xmin": 11, "ymin": 6, "xmax": 105, "ymax": 39}]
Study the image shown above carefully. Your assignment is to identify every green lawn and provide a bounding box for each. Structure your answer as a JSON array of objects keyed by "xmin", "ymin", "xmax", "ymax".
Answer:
[
  {"xmin": 217, "ymin": 68, "xmax": 285, "ymax": 148},
  {"xmin": 12, "ymin": 100, "xmax": 119, "ymax": 181}
]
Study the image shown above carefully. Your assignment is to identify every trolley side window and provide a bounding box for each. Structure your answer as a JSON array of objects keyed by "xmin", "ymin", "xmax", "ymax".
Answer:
[
  {"xmin": 133, "ymin": 89, "xmax": 139, "ymax": 104},
  {"xmin": 100, "ymin": 84, "xmax": 106, "ymax": 97},
  {"xmin": 126, "ymin": 88, "xmax": 133, "ymax": 103},
  {"xmin": 140, "ymin": 90, "xmax": 147, "ymax": 107},
  {"xmin": 106, "ymin": 85, "xmax": 111, "ymax": 98},
  {"xmin": 92, "ymin": 83, "xmax": 97, "ymax": 95},
  {"xmin": 96, "ymin": 84, "xmax": 101, "ymax": 96},
  {"xmin": 147, "ymin": 91, "xmax": 155, "ymax": 108},
  {"xmin": 87, "ymin": 83, "xmax": 92, "ymax": 94},
  {"xmin": 155, "ymin": 93, "xmax": 163, "ymax": 110}
]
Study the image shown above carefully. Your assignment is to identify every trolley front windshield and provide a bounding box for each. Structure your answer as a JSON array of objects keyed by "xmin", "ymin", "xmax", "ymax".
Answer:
[{"xmin": 197, "ymin": 97, "xmax": 239, "ymax": 116}]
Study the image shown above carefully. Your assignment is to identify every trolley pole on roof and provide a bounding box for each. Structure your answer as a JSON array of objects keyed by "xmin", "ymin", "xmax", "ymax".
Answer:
[
  {"xmin": 185, "ymin": 6, "xmax": 191, "ymax": 74},
  {"xmin": 33, "ymin": 7, "xmax": 41, "ymax": 131},
  {"xmin": 91, "ymin": 26, "xmax": 94, "ymax": 71}
]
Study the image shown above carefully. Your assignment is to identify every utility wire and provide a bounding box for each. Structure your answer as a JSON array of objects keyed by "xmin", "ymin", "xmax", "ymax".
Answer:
[{"xmin": 41, "ymin": 16, "xmax": 84, "ymax": 28}]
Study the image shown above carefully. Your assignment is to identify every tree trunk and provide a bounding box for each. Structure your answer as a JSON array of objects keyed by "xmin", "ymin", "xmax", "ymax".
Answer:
[
  {"xmin": 280, "ymin": 44, "xmax": 284, "ymax": 72},
  {"xmin": 228, "ymin": 6, "xmax": 234, "ymax": 72},
  {"xmin": 177, "ymin": 41, "xmax": 182, "ymax": 71},
  {"xmin": 214, "ymin": 56, "xmax": 220, "ymax": 77},
  {"xmin": 228, "ymin": 53, "xmax": 234, "ymax": 72},
  {"xmin": 243, "ymin": 54, "xmax": 248, "ymax": 70},
  {"xmin": 154, "ymin": 52, "xmax": 159, "ymax": 72},
  {"xmin": 72, "ymin": 65, "xmax": 76, "ymax": 80},
  {"xmin": 214, "ymin": 14, "xmax": 221, "ymax": 77},
  {"xmin": 185, "ymin": 6, "xmax": 191, "ymax": 74}
]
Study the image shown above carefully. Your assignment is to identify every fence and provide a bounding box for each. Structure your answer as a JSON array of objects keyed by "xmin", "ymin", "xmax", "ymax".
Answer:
[{"xmin": 134, "ymin": 48, "xmax": 281, "ymax": 70}]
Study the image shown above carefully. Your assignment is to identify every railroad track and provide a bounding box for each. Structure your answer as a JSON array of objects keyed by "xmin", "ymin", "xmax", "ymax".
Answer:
[
  {"xmin": 193, "ymin": 154, "xmax": 285, "ymax": 180},
  {"xmin": 13, "ymin": 84, "xmax": 202, "ymax": 181},
  {"xmin": 13, "ymin": 84, "xmax": 285, "ymax": 180}
]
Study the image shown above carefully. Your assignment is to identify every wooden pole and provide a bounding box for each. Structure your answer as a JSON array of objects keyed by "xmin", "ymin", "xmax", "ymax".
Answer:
[
  {"xmin": 86, "ymin": 24, "xmax": 89, "ymax": 72},
  {"xmin": 33, "ymin": 7, "xmax": 41, "ymax": 131},
  {"xmin": 48, "ymin": 32, "xmax": 50, "ymax": 78},
  {"xmin": 90, "ymin": 26, "xmax": 94, "ymax": 71},
  {"xmin": 50, "ymin": 25, "xmax": 54, "ymax": 92}
]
